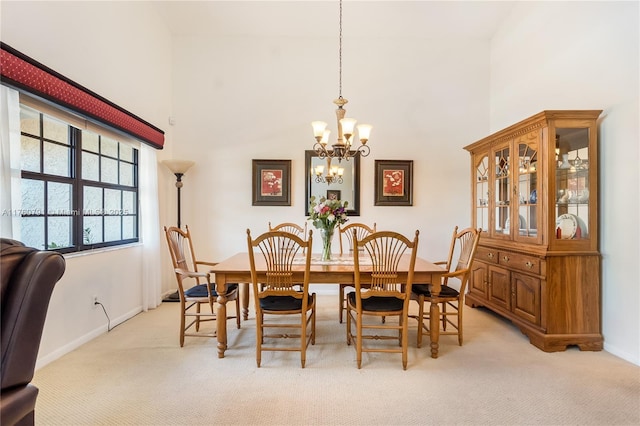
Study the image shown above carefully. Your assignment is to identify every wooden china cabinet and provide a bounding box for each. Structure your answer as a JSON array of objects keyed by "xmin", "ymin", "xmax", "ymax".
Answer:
[{"xmin": 464, "ymin": 110, "xmax": 603, "ymax": 352}]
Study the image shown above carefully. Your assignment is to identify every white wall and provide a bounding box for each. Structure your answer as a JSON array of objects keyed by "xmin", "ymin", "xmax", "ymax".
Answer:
[
  {"xmin": 0, "ymin": 1, "xmax": 174, "ymax": 367},
  {"xmin": 489, "ymin": 1, "xmax": 639, "ymax": 364},
  {"xmin": 170, "ymin": 34, "xmax": 489, "ymax": 267}
]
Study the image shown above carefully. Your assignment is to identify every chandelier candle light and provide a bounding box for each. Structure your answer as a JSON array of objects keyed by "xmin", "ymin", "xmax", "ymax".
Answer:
[{"xmin": 311, "ymin": 0, "xmax": 372, "ymax": 180}]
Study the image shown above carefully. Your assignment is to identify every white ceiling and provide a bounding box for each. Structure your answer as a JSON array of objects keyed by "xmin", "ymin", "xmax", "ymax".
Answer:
[{"xmin": 151, "ymin": 1, "xmax": 516, "ymax": 39}]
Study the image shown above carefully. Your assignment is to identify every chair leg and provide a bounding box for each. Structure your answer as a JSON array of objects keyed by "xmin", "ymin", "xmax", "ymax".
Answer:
[
  {"xmin": 402, "ymin": 316, "xmax": 408, "ymax": 370},
  {"xmin": 195, "ymin": 302, "xmax": 201, "ymax": 331},
  {"xmin": 458, "ymin": 301, "xmax": 463, "ymax": 346},
  {"xmin": 235, "ymin": 296, "xmax": 241, "ymax": 329},
  {"xmin": 417, "ymin": 295, "xmax": 425, "ymax": 348},
  {"xmin": 346, "ymin": 302, "xmax": 352, "ymax": 345},
  {"xmin": 311, "ymin": 301, "xmax": 316, "ymax": 345},
  {"xmin": 180, "ymin": 301, "xmax": 186, "ymax": 347},
  {"xmin": 339, "ymin": 285, "xmax": 345, "ymax": 323},
  {"xmin": 442, "ymin": 302, "xmax": 448, "ymax": 331},
  {"xmin": 356, "ymin": 314, "xmax": 363, "ymax": 369},
  {"xmin": 301, "ymin": 314, "xmax": 307, "ymax": 368},
  {"xmin": 256, "ymin": 311, "xmax": 263, "ymax": 367}
]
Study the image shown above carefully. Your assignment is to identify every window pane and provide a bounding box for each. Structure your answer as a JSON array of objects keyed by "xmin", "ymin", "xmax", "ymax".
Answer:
[
  {"xmin": 122, "ymin": 191, "xmax": 135, "ymax": 213},
  {"xmin": 84, "ymin": 186, "xmax": 102, "ymax": 213},
  {"xmin": 102, "ymin": 136, "xmax": 118, "ymax": 158},
  {"xmin": 21, "ymin": 135, "xmax": 40, "ymax": 173},
  {"xmin": 48, "ymin": 217, "xmax": 72, "ymax": 248},
  {"xmin": 20, "ymin": 105, "xmax": 40, "ymax": 136},
  {"xmin": 82, "ymin": 152, "xmax": 100, "ymax": 181},
  {"xmin": 83, "ymin": 130, "xmax": 99, "ymax": 153},
  {"xmin": 48, "ymin": 182, "xmax": 72, "ymax": 215},
  {"xmin": 83, "ymin": 217, "xmax": 103, "ymax": 244},
  {"xmin": 104, "ymin": 216, "xmax": 121, "ymax": 242},
  {"xmin": 101, "ymin": 157, "xmax": 118, "ymax": 184},
  {"xmin": 120, "ymin": 144, "xmax": 133, "ymax": 162},
  {"xmin": 123, "ymin": 216, "xmax": 135, "ymax": 239},
  {"xmin": 104, "ymin": 189, "xmax": 121, "ymax": 212},
  {"xmin": 43, "ymin": 114, "xmax": 69, "ymax": 144},
  {"xmin": 20, "ymin": 217, "xmax": 45, "ymax": 249},
  {"xmin": 22, "ymin": 179, "xmax": 44, "ymax": 212},
  {"xmin": 120, "ymin": 163, "xmax": 134, "ymax": 186},
  {"xmin": 43, "ymin": 142, "xmax": 71, "ymax": 177}
]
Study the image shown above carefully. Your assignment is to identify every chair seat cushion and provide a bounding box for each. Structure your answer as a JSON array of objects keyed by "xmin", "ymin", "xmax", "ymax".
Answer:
[
  {"xmin": 260, "ymin": 294, "xmax": 314, "ymax": 311},
  {"xmin": 185, "ymin": 283, "xmax": 238, "ymax": 298},
  {"xmin": 412, "ymin": 284, "xmax": 459, "ymax": 298},
  {"xmin": 347, "ymin": 292, "xmax": 403, "ymax": 312}
]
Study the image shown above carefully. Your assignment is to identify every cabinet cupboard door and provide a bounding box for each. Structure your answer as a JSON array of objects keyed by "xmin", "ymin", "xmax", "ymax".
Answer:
[
  {"xmin": 470, "ymin": 261, "xmax": 487, "ymax": 297},
  {"xmin": 511, "ymin": 272, "xmax": 541, "ymax": 326},
  {"xmin": 487, "ymin": 265, "xmax": 510, "ymax": 310}
]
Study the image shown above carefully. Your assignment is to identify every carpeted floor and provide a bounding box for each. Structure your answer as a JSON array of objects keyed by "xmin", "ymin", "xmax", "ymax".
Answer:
[{"xmin": 33, "ymin": 295, "xmax": 640, "ymax": 425}]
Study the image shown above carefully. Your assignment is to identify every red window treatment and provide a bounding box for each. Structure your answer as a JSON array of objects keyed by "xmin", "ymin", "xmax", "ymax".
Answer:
[{"xmin": 0, "ymin": 43, "xmax": 164, "ymax": 149}]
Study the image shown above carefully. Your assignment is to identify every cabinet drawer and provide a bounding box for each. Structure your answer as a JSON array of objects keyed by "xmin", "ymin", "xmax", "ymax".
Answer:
[
  {"xmin": 498, "ymin": 251, "xmax": 542, "ymax": 274},
  {"xmin": 476, "ymin": 246, "xmax": 498, "ymax": 264}
]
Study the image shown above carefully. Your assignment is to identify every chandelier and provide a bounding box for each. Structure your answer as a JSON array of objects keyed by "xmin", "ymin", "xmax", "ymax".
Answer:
[{"xmin": 311, "ymin": 0, "xmax": 372, "ymax": 170}]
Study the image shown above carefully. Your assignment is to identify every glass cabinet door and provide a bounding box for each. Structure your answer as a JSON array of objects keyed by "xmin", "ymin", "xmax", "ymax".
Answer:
[
  {"xmin": 514, "ymin": 131, "xmax": 540, "ymax": 242},
  {"xmin": 475, "ymin": 155, "xmax": 489, "ymax": 233},
  {"xmin": 493, "ymin": 144, "xmax": 511, "ymax": 238},
  {"xmin": 555, "ymin": 128, "xmax": 591, "ymax": 241}
]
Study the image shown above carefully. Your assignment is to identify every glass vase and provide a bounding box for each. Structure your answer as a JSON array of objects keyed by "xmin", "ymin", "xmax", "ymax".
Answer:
[{"xmin": 320, "ymin": 227, "xmax": 334, "ymax": 261}]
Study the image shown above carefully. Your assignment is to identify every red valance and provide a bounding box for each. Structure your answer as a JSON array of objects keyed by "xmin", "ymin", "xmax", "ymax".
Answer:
[{"xmin": 0, "ymin": 43, "xmax": 164, "ymax": 149}]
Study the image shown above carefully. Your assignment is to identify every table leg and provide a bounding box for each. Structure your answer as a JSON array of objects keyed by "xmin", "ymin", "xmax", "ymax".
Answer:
[
  {"xmin": 429, "ymin": 299, "xmax": 440, "ymax": 358},
  {"xmin": 241, "ymin": 282, "xmax": 250, "ymax": 320},
  {"xmin": 215, "ymin": 275, "xmax": 228, "ymax": 358}
]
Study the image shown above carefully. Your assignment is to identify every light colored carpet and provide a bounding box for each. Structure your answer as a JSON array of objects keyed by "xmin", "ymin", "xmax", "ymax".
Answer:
[{"xmin": 33, "ymin": 295, "xmax": 640, "ymax": 425}]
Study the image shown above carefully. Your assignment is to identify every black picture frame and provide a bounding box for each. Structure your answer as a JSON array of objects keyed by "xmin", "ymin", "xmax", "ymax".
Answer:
[
  {"xmin": 252, "ymin": 159, "xmax": 291, "ymax": 206},
  {"xmin": 374, "ymin": 160, "xmax": 413, "ymax": 206}
]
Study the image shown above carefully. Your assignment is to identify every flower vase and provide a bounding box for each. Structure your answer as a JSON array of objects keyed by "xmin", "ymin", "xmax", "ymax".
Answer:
[{"xmin": 320, "ymin": 227, "xmax": 334, "ymax": 261}]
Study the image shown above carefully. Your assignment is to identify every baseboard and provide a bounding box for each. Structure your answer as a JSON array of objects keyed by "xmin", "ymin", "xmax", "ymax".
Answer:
[{"xmin": 36, "ymin": 306, "xmax": 143, "ymax": 370}]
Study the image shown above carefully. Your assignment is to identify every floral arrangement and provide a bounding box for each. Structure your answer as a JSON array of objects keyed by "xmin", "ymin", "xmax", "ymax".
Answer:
[{"xmin": 308, "ymin": 196, "xmax": 348, "ymax": 232}]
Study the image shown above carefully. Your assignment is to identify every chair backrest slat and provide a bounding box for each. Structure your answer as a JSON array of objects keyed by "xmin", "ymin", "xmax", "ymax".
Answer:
[
  {"xmin": 354, "ymin": 230, "xmax": 419, "ymax": 299},
  {"xmin": 247, "ymin": 229, "xmax": 313, "ymax": 297},
  {"xmin": 443, "ymin": 227, "xmax": 481, "ymax": 291},
  {"xmin": 339, "ymin": 222, "xmax": 377, "ymax": 254}
]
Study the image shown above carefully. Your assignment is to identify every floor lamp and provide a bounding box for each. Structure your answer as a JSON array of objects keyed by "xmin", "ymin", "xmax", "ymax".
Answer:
[
  {"xmin": 162, "ymin": 159, "xmax": 195, "ymax": 302},
  {"xmin": 162, "ymin": 159, "xmax": 195, "ymax": 229}
]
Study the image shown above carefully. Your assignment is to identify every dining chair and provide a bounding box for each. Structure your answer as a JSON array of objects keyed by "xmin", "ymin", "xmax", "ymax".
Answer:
[
  {"xmin": 410, "ymin": 226, "xmax": 480, "ymax": 347},
  {"xmin": 337, "ymin": 222, "xmax": 377, "ymax": 323},
  {"xmin": 246, "ymin": 228, "xmax": 316, "ymax": 368},
  {"xmin": 164, "ymin": 225, "xmax": 241, "ymax": 347},
  {"xmin": 346, "ymin": 230, "xmax": 419, "ymax": 370}
]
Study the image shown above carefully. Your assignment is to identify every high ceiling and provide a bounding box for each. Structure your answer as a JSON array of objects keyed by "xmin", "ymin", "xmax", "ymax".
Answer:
[{"xmin": 151, "ymin": 1, "xmax": 516, "ymax": 39}]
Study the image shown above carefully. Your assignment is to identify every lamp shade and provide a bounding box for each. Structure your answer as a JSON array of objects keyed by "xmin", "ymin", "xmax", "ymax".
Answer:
[{"xmin": 162, "ymin": 159, "xmax": 195, "ymax": 174}]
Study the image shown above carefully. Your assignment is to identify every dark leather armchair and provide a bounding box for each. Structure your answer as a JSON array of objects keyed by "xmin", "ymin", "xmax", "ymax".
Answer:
[{"xmin": 1, "ymin": 238, "xmax": 65, "ymax": 426}]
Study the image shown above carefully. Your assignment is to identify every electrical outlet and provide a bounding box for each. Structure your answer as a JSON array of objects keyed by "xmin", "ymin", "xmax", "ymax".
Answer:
[{"xmin": 92, "ymin": 295, "xmax": 98, "ymax": 307}]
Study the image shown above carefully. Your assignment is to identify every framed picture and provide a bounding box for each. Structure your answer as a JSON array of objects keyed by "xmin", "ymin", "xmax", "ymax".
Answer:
[
  {"xmin": 252, "ymin": 159, "xmax": 291, "ymax": 206},
  {"xmin": 374, "ymin": 160, "xmax": 413, "ymax": 206},
  {"xmin": 326, "ymin": 189, "xmax": 341, "ymax": 201}
]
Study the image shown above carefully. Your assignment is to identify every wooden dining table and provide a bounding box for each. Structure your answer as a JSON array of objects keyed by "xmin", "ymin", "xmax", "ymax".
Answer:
[{"xmin": 210, "ymin": 252, "xmax": 446, "ymax": 359}]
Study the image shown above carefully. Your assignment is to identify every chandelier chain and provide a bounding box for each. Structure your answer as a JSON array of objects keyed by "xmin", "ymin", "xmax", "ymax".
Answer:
[{"xmin": 338, "ymin": 0, "xmax": 342, "ymax": 98}]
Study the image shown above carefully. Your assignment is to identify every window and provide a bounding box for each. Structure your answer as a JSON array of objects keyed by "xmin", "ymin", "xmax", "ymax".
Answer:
[{"xmin": 19, "ymin": 103, "xmax": 139, "ymax": 252}]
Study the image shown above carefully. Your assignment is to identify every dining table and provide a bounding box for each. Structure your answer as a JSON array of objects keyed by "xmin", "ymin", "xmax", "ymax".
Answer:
[{"xmin": 209, "ymin": 252, "xmax": 446, "ymax": 359}]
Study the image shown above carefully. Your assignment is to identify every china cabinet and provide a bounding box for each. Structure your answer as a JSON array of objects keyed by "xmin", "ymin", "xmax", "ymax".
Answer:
[{"xmin": 464, "ymin": 110, "xmax": 602, "ymax": 352}]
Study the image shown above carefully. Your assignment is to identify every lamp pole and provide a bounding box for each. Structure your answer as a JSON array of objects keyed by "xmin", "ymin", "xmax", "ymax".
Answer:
[{"xmin": 174, "ymin": 172, "xmax": 184, "ymax": 229}]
